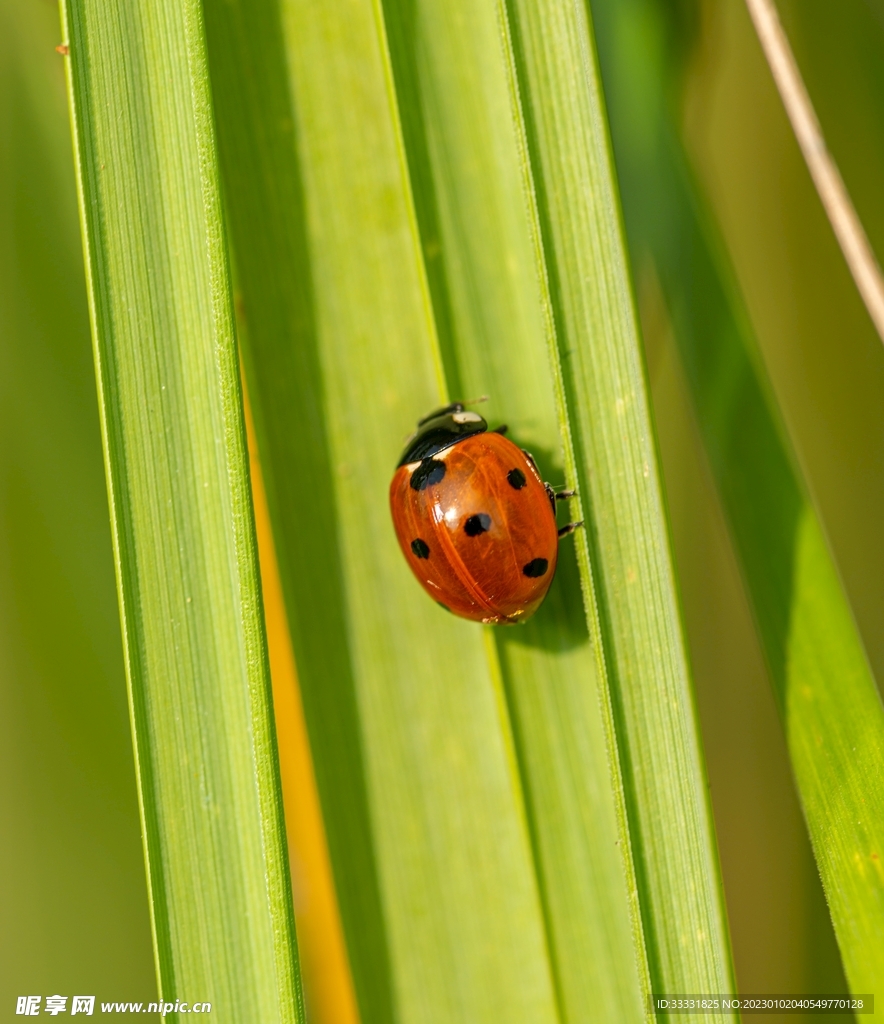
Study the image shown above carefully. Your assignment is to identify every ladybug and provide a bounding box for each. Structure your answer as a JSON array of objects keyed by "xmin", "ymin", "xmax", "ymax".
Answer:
[{"xmin": 389, "ymin": 403, "xmax": 581, "ymax": 624}]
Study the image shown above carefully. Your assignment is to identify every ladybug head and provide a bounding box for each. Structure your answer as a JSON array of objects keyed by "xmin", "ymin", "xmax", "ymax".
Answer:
[{"xmin": 397, "ymin": 403, "xmax": 488, "ymax": 467}]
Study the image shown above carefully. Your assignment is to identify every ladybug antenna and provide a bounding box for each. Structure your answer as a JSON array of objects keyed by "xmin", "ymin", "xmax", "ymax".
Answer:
[{"xmin": 462, "ymin": 394, "xmax": 489, "ymax": 407}]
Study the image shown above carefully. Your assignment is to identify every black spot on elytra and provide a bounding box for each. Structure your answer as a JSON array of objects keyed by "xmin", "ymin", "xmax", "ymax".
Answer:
[
  {"xmin": 507, "ymin": 468, "xmax": 527, "ymax": 490},
  {"xmin": 411, "ymin": 538, "xmax": 430, "ymax": 559},
  {"xmin": 464, "ymin": 513, "xmax": 491, "ymax": 536},
  {"xmin": 523, "ymin": 557, "xmax": 548, "ymax": 578},
  {"xmin": 410, "ymin": 458, "xmax": 446, "ymax": 490}
]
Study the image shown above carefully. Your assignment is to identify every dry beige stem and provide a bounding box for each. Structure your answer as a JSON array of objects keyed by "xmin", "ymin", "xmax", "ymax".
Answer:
[{"xmin": 745, "ymin": 0, "xmax": 884, "ymax": 344}]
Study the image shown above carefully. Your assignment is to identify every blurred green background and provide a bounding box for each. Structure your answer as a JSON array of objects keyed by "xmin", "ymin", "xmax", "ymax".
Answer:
[
  {"xmin": 2, "ymin": 0, "xmax": 883, "ymax": 1016},
  {"xmin": 0, "ymin": 0, "xmax": 155, "ymax": 1010}
]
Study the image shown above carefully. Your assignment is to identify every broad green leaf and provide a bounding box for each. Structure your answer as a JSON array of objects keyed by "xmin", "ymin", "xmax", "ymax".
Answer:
[
  {"xmin": 501, "ymin": 0, "xmax": 737, "ymax": 1008},
  {"xmin": 381, "ymin": 0, "xmax": 649, "ymax": 1020},
  {"xmin": 591, "ymin": 0, "xmax": 884, "ymax": 992},
  {"xmin": 204, "ymin": 0, "xmax": 560, "ymax": 1021},
  {"xmin": 59, "ymin": 0, "xmax": 304, "ymax": 1018}
]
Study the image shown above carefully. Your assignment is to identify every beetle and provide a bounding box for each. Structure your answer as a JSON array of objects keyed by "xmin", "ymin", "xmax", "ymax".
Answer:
[{"xmin": 389, "ymin": 403, "xmax": 581, "ymax": 624}]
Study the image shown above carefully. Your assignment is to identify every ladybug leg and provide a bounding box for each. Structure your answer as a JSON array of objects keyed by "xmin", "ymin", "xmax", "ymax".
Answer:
[
  {"xmin": 492, "ymin": 424, "xmax": 509, "ymax": 435},
  {"xmin": 544, "ymin": 482, "xmax": 557, "ymax": 514},
  {"xmin": 545, "ymin": 482, "xmax": 577, "ymax": 513},
  {"xmin": 558, "ymin": 521, "xmax": 584, "ymax": 538}
]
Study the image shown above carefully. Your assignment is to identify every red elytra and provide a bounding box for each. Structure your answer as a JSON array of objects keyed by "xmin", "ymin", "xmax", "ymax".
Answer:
[{"xmin": 389, "ymin": 405, "xmax": 572, "ymax": 624}]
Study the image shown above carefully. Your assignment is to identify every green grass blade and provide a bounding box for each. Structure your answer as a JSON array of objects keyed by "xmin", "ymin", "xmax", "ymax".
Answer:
[
  {"xmin": 59, "ymin": 0, "xmax": 304, "ymax": 1018},
  {"xmin": 203, "ymin": 0, "xmax": 561, "ymax": 1020},
  {"xmin": 503, "ymin": 0, "xmax": 737, "ymax": 1007},
  {"xmin": 591, "ymin": 0, "xmax": 884, "ymax": 992},
  {"xmin": 381, "ymin": 0, "xmax": 650, "ymax": 1020}
]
